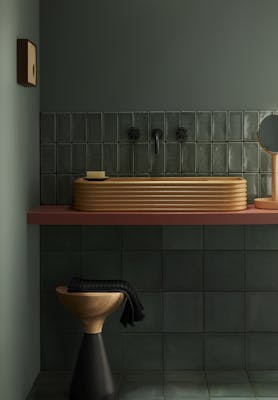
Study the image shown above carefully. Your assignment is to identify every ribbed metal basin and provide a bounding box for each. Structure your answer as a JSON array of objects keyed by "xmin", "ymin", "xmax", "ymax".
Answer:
[{"xmin": 73, "ymin": 177, "xmax": 247, "ymax": 212}]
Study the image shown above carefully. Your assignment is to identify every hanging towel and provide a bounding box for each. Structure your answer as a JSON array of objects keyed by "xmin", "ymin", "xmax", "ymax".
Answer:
[{"xmin": 68, "ymin": 277, "xmax": 145, "ymax": 327}]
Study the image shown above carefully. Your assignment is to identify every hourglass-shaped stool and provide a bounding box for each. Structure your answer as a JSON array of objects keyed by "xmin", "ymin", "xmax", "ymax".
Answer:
[{"xmin": 56, "ymin": 286, "xmax": 124, "ymax": 400}]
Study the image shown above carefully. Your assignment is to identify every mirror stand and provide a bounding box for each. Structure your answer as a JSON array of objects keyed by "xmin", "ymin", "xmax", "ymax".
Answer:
[{"xmin": 255, "ymin": 153, "xmax": 278, "ymax": 209}]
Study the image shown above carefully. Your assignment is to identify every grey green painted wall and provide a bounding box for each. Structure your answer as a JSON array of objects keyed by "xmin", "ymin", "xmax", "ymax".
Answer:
[
  {"xmin": 41, "ymin": 0, "xmax": 278, "ymax": 112},
  {"xmin": 0, "ymin": 0, "xmax": 40, "ymax": 399}
]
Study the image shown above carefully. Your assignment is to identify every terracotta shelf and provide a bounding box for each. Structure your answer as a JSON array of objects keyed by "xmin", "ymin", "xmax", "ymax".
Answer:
[{"xmin": 27, "ymin": 204, "xmax": 278, "ymax": 225}]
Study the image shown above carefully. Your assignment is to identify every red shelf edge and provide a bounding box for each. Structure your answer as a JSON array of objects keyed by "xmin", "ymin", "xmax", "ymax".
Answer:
[{"xmin": 26, "ymin": 204, "xmax": 278, "ymax": 225}]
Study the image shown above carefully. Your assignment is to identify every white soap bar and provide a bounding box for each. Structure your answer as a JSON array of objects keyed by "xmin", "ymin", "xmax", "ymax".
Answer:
[{"xmin": 86, "ymin": 170, "xmax": 106, "ymax": 178}]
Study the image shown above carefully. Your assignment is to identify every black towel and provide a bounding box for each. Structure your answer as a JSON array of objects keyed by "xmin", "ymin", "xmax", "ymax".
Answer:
[{"xmin": 68, "ymin": 277, "xmax": 145, "ymax": 327}]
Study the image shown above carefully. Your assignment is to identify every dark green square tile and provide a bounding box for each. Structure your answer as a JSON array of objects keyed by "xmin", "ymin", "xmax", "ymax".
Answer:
[
  {"xmin": 164, "ymin": 292, "xmax": 203, "ymax": 332},
  {"xmin": 41, "ymin": 226, "xmax": 81, "ymax": 251},
  {"xmin": 245, "ymin": 225, "xmax": 278, "ymax": 250},
  {"xmin": 163, "ymin": 226, "xmax": 202, "ymax": 250},
  {"xmin": 82, "ymin": 226, "xmax": 122, "ymax": 250},
  {"xmin": 181, "ymin": 142, "xmax": 195, "ymax": 173},
  {"xmin": 208, "ymin": 383, "xmax": 253, "ymax": 397},
  {"xmin": 196, "ymin": 143, "xmax": 211, "ymax": 173},
  {"xmin": 246, "ymin": 293, "xmax": 278, "ymax": 331},
  {"xmin": 123, "ymin": 251, "xmax": 162, "ymax": 291},
  {"xmin": 163, "ymin": 250, "xmax": 203, "ymax": 291},
  {"xmin": 57, "ymin": 143, "xmax": 71, "ymax": 173},
  {"xmin": 246, "ymin": 251, "xmax": 278, "ymax": 290},
  {"xmin": 41, "ymin": 113, "xmax": 56, "ymax": 143},
  {"xmin": 205, "ymin": 293, "xmax": 244, "ymax": 332},
  {"xmin": 134, "ymin": 143, "xmax": 150, "ymax": 175},
  {"xmin": 166, "ymin": 112, "xmax": 180, "ymax": 141},
  {"xmin": 244, "ymin": 112, "xmax": 258, "ymax": 141},
  {"xmin": 134, "ymin": 112, "xmax": 149, "ymax": 142},
  {"xmin": 103, "ymin": 143, "xmax": 117, "ymax": 176},
  {"xmin": 244, "ymin": 173, "xmax": 259, "ymax": 203},
  {"xmin": 57, "ymin": 174, "xmax": 72, "ymax": 204},
  {"xmin": 41, "ymin": 174, "xmax": 56, "ymax": 204},
  {"xmin": 204, "ymin": 251, "xmax": 243, "ymax": 291},
  {"xmin": 103, "ymin": 113, "xmax": 117, "ymax": 142},
  {"xmin": 56, "ymin": 113, "xmax": 70, "ymax": 142},
  {"xmin": 150, "ymin": 142, "xmax": 165, "ymax": 175},
  {"xmin": 243, "ymin": 143, "xmax": 259, "ymax": 172},
  {"xmin": 81, "ymin": 251, "xmax": 122, "ymax": 280},
  {"xmin": 212, "ymin": 143, "xmax": 227, "ymax": 173},
  {"xmin": 206, "ymin": 370, "xmax": 249, "ymax": 383},
  {"xmin": 180, "ymin": 112, "xmax": 195, "ymax": 141},
  {"xmin": 86, "ymin": 143, "xmax": 102, "ymax": 170},
  {"xmin": 164, "ymin": 382, "xmax": 208, "ymax": 399},
  {"xmin": 247, "ymin": 334, "xmax": 278, "ymax": 369},
  {"xmin": 260, "ymin": 173, "xmax": 272, "ymax": 197},
  {"xmin": 229, "ymin": 112, "xmax": 242, "ymax": 141},
  {"xmin": 119, "ymin": 143, "xmax": 133, "ymax": 175},
  {"xmin": 41, "ymin": 144, "xmax": 56, "ymax": 173},
  {"xmin": 229, "ymin": 142, "xmax": 242, "ymax": 172},
  {"xmin": 123, "ymin": 226, "xmax": 162, "ymax": 250},
  {"xmin": 260, "ymin": 147, "xmax": 272, "ymax": 172},
  {"xmin": 71, "ymin": 113, "xmax": 86, "ymax": 142},
  {"xmin": 205, "ymin": 334, "xmax": 244, "ymax": 369},
  {"xmin": 150, "ymin": 112, "xmax": 165, "ymax": 140},
  {"xmin": 72, "ymin": 143, "xmax": 86, "ymax": 173},
  {"xmin": 164, "ymin": 370, "xmax": 206, "ymax": 383},
  {"xmin": 165, "ymin": 143, "xmax": 180, "ymax": 173},
  {"xmin": 204, "ymin": 226, "xmax": 244, "ymax": 250},
  {"xmin": 119, "ymin": 113, "xmax": 133, "ymax": 142},
  {"xmin": 123, "ymin": 334, "xmax": 163, "ymax": 370},
  {"xmin": 164, "ymin": 333, "xmax": 203, "ymax": 370}
]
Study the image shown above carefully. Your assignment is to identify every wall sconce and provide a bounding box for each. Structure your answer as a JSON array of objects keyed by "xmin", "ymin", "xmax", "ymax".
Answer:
[{"xmin": 17, "ymin": 39, "xmax": 37, "ymax": 87}]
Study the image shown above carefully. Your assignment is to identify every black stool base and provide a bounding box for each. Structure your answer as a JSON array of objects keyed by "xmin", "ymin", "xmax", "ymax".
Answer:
[{"xmin": 70, "ymin": 333, "xmax": 116, "ymax": 400}]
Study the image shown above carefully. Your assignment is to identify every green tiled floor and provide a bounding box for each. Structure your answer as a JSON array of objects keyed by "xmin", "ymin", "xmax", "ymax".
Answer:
[{"xmin": 28, "ymin": 370, "xmax": 278, "ymax": 399}]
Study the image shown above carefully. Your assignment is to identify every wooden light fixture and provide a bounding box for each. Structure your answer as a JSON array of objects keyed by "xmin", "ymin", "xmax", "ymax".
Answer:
[{"xmin": 17, "ymin": 39, "xmax": 37, "ymax": 87}]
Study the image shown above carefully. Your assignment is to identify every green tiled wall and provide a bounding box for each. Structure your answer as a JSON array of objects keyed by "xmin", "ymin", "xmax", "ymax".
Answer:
[
  {"xmin": 41, "ymin": 111, "xmax": 273, "ymax": 204},
  {"xmin": 41, "ymin": 225, "xmax": 278, "ymax": 371}
]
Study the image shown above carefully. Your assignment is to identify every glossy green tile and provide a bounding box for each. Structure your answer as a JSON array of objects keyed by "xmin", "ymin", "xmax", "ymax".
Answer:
[
  {"xmin": 119, "ymin": 113, "xmax": 133, "ymax": 142},
  {"xmin": 246, "ymin": 251, "xmax": 278, "ymax": 290},
  {"xmin": 164, "ymin": 334, "xmax": 203, "ymax": 370},
  {"xmin": 41, "ymin": 144, "xmax": 56, "ymax": 173},
  {"xmin": 166, "ymin": 112, "xmax": 180, "ymax": 141},
  {"xmin": 150, "ymin": 142, "xmax": 165, "ymax": 175},
  {"xmin": 163, "ymin": 226, "xmax": 202, "ymax": 250},
  {"xmin": 150, "ymin": 112, "xmax": 165, "ymax": 140},
  {"xmin": 245, "ymin": 225, "xmax": 278, "ymax": 250},
  {"xmin": 196, "ymin": 143, "xmax": 211, "ymax": 173},
  {"xmin": 229, "ymin": 112, "xmax": 243, "ymax": 141},
  {"xmin": 71, "ymin": 113, "xmax": 86, "ymax": 142},
  {"xmin": 212, "ymin": 112, "xmax": 227, "ymax": 141},
  {"xmin": 163, "ymin": 250, "xmax": 203, "ymax": 291},
  {"xmin": 209, "ymin": 383, "xmax": 254, "ymax": 397},
  {"xmin": 260, "ymin": 173, "xmax": 272, "ymax": 197},
  {"xmin": 81, "ymin": 251, "xmax": 122, "ymax": 279},
  {"xmin": 244, "ymin": 112, "xmax": 258, "ymax": 141},
  {"xmin": 123, "ymin": 251, "xmax": 162, "ymax": 291},
  {"xmin": 181, "ymin": 142, "xmax": 195, "ymax": 173},
  {"xmin": 246, "ymin": 334, "xmax": 278, "ymax": 369},
  {"xmin": 57, "ymin": 143, "xmax": 71, "ymax": 173},
  {"xmin": 204, "ymin": 251, "xmax": 243, "ymax": 291},
  {"xmin": 165, "ymin": 143, "xmax": 180, "ymax": 173},
  {"xmin": 246, "ymin": 293, "xmax": 278, "ymax": 332},
  {"xmin": 243, "ymin": 143, "xmax": 259, "ymax": 172},
  {"xmin": 164, "ymin": 292, "xmax": 203, "ymax": 332},
  {"xmin": 41, "ymin": 113, "xmax": 56, "ymax": 143},
  {"xmin": 57, "ymin": 175, "xmax": 72, "ymax": 204},
  {"xmin": 180, "ymin": 112, "xmax": 195, "ymax": 141},
  {"xmin": 82, "ymin": 226, "xmax": 122, "ymax": 250},
  {"xmin": 72, "ymin": 143, "xmax": 86, "ymax": 173},
  {"xmin": 103, "ymin": 143, "xmax": 118, "ymax": 175},
  {"xmin": 134, "ymin": 143, "xmax": 150, "ymax": 175},
  {"xmin": 164, "ymin": 382, "xmax": 209, "ymax": 399},
  {"xmin": 260, "ymin": 147, "xmax": 272, "ymax": 172},
  {"xmin": 229, "ymin": 142, "xmax": 242, "ymax": 172},
  {"xmin": 41, "ymin": 174, "xmax": 56, "ymax": 204},
  {"xmin": 212, "ymin": 143, "xmax": 227, "ymax": 173},
  {"xmin": 123, "ymin": 334, "xmax": 163, "ymax": 370},
  {"xmin": 87, "ymin": 112, "xmax": 102, "ymax": 143},
  {"xmin": 205, "ymin": 334, "xmax": 244, "ymax": 370},
  {"xmin": 103, "ymin": 113, "xmax": 118, "ymax": 142},
  {"xmin": 41, "ymin": 226, "xmax": 81, "ymax": 251},
  {"xmin": 56, "ymin": 113, "xmax": 70, "ymax": 142},
  {"xmin": 119, "ymin": 143, "xmax": 133, "ymax": 175},
  {"xmin": 204, "ymin": 226, "xmax": 244, "ymax": 250},
  {"xmin": 206, "ymin": 370, "xmax": 249, "ymax": 383},
  {"xmin": 244, "ymin": 173, "xmax": 259, "ymax": 202},
  {"xmin": 134, "ymin": 112, "xmax": 149, "ymax": 142},
  {"xmin": 86, "ymin": 143, "xmax": 102, "ymax": 170},
  {"xmin": 123, "ymin": 226, "xmax": 162, "ymax": 250},
  {"xmin": 197, "ymin": 112, "xmax": 211, "ymax": 141},
  {"xmin": 125, "ymin": 292, "xmax": 162, "ymax": 333}
]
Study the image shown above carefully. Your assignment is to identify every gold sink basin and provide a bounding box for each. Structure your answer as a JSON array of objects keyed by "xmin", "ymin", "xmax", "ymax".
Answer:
[{"xmin": 73, "ymin": 177, "xmax": 247, "ymax": 212}]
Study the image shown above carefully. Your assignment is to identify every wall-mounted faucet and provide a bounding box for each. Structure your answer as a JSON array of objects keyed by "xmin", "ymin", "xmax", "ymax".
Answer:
[{"xmin": 152, "ymin": 129, "xmax": 163, "ymax": 154}]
